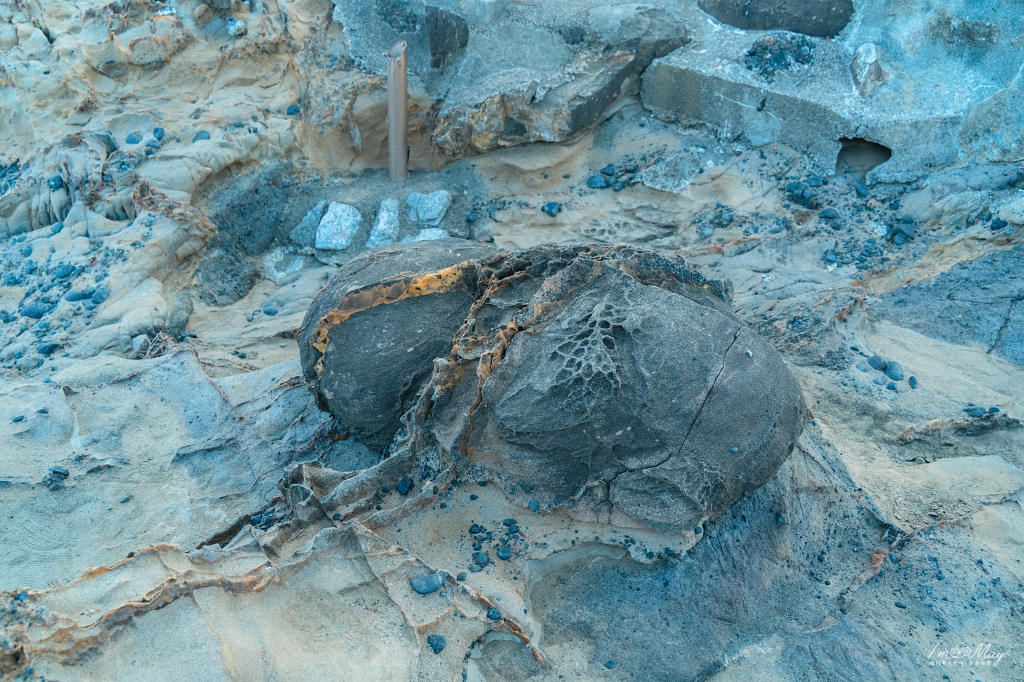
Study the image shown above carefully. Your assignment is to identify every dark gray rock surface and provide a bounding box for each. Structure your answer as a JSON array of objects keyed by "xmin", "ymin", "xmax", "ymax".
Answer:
[
  {"xmin": 298, "ymin": 239, "xmax": 497, "ymax": 450},
  {"xmin": 698, "ymin": 0, "xmax": 854, "ymax": 37},
  {"xmin": 875, "ymin": 244, "xmax": 1024, "ymax": 367}
]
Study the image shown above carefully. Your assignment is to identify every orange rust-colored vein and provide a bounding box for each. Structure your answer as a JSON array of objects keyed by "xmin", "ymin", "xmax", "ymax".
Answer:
[
  {"xmin": 311, "ymin": 262, "xmax": 477, "ymax": 375},
  {"xmin": 30, "ymin": 564, "xmax": 277, "ymax": 658},
  {"xmin": 841, "ymin": 548, "xmax": 888, "ymax": 607}
]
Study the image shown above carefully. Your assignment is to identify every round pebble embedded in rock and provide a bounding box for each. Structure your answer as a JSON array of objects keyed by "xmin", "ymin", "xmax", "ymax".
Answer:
[
  {"xmin": 409, "ymin": 574, "xmax": 445, "ymax": 595},
  {"xmin": 427, "ymin": 635, "xmax": 446, "ymax": 654}
]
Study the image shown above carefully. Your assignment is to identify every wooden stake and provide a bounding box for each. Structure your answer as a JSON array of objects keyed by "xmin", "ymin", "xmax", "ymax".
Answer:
[{"xmin": 386, "ymin": 41, "xmax": 408, "ymax": 181}]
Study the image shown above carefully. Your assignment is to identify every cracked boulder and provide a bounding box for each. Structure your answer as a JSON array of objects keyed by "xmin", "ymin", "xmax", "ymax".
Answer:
[{"xmin": 300, "ymin": 242, "xmax": 805, "ymax": 533}]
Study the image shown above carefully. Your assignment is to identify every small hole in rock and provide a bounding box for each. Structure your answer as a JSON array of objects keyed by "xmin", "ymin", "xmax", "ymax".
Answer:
[{"xmin": 836, "ymin": 138, "xmax": 892, "ymax": 180}]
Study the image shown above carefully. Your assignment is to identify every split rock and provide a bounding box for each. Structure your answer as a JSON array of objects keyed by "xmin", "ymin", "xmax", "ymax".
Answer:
[{"xmin": 300, "ymin": 243, "xmax": 805, "ymax": 532}]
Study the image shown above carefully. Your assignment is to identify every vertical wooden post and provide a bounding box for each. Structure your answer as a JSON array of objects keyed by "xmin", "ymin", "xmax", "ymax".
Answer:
[{"xmin": 387, "ymin": 41, "xmax": 408, "ymax": 181}]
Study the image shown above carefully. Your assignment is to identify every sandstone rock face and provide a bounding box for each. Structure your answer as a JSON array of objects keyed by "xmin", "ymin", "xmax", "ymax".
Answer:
[
  {"xmin": 333, "ymin": 2, "xmax": 689, "ymax": 161},
  {"xmin": 300, "ymin": 242, "xmax": 805, "ymax": 533}
]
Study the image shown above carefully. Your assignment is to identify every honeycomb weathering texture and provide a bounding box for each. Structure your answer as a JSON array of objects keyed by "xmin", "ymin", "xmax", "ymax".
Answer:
[{"xmin": 299, "ymin": 241, "xmax": 806, "ymax": 533}]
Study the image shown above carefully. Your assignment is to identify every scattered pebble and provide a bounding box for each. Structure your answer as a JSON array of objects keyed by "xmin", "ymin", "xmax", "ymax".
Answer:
[
  {"xmin": 587, "ymin": 175, "xmax": 608, "ymax": 189},
  {"xmin": 884, "ymin": 361, "xmax": 904, "ymax": 381},
  {"xmin": 397, "ymin": 476, "xmax": 412, "ymax": 495},
  {"xmin": 497, "ymin": 546, "xmax": 511, "ymax": 561},
  {"xmin": 409, "ymin": 574, "xmax": 445, "ymax": 595},
  {"xmin": 908, "ymin": 376, "xmax": 918, "ymax": 389},
  {"xmin": 286, "ymin": 104, "xmax": 301, "ymax": 116},
  {"xmin": 487, "ymin": 608, "xmax": 502, "ymax": 620},
  {"xmin": 427, "ymin": 634, "xmax": 446, "ymax": 654},
  {"xmin": 193, "ymin": 131, "xmax": 211, "ymax": 142},
  {"xmin": 542, "ymin": 202, "xmax": 561, "ymax": 217}
]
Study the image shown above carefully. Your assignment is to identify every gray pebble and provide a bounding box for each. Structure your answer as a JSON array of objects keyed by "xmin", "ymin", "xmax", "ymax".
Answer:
[
  {"xmin": 409, "ymin": 574, "xmax": 445, "ymax": 595},
  {"xmin": 427, "ymin": 634, "xmax": 446, "ymax": 654},
  {"xmin": 884, "ymin": 361, "xmax": 904, "ymax": 381}
]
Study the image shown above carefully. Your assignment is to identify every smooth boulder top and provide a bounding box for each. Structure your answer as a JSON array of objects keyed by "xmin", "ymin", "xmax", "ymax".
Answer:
[{"xmin": 300, "ymin": 242, "xmax": 805, "ymax": 533}]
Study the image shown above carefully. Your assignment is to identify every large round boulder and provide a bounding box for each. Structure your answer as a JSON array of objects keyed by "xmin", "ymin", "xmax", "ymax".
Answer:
[{"xmin": 300, "ymin": 243, "xmax": 805, "ymax": 533}]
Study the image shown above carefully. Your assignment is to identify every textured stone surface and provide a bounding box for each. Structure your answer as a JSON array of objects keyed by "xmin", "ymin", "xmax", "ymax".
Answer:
[
  {"xmin": 289, "ymin": 200, "xmax": 328, "ymax": 249},
  {"xmin": 365, "ymin": 199, "xmax": 400, "ymax": 249},
  {"xmin": 407, "ymin": 190, "xmax": 452, "ymax": 227},
  {"xmin": 315, "ymin": 202, "xmax": 362, "ymax": 251},
  {"xmin": 300, "ymin": 242, "xmax": 805, "ymax": 532},
  {"xmin": 425, "ymin": 6, "xmax": 469, "ymax": 69}
]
